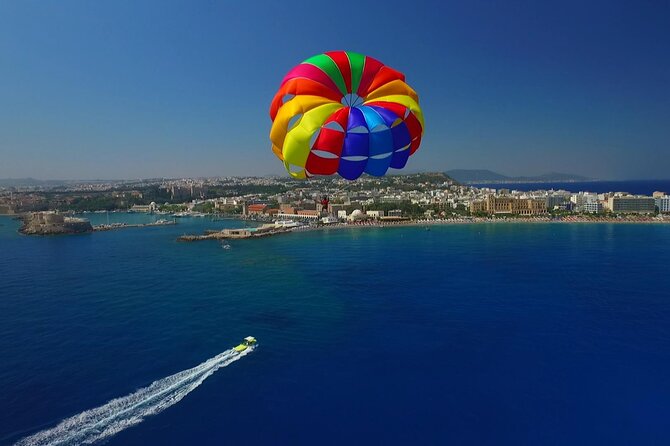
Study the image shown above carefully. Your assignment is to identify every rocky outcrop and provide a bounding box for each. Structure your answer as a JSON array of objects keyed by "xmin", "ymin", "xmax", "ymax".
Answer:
[{"xmin": 19, "ymin": 212, "xmax": 93, "ymax": 235}]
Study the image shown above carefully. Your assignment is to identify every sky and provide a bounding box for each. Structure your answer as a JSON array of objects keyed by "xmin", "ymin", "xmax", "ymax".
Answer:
[{"xmin": 0, "ymin": 0, "xmax": 668, "ymax": 180}]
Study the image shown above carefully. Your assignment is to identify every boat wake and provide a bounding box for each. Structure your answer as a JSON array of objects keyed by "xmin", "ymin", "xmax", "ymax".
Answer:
[{"xmin": 16, "ymin": 347, "xmax": 253, "ymax": 446}]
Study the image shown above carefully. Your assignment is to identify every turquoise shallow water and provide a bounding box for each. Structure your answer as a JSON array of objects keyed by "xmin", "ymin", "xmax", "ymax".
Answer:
[{"xmin": 1, "ymin": 215, "xmax": 670, "ymax": 445}]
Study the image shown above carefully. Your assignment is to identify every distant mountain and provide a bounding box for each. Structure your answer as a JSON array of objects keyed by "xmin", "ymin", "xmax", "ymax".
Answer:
[{"xmin": 445, "ymin": 169, "xmax": 593, "ymax": 184}]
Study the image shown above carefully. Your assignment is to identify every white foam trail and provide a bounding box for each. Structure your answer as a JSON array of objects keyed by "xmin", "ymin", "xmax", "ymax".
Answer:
[{"xmin": 16, "ymin": 347, "xmax": 253, "ymax": 446}]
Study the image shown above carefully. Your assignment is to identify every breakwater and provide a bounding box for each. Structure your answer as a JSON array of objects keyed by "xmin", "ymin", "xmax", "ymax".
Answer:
[
  {"xmin": 93, "ymin": 220, "xmax": 176, "ymax": 231},
  {"xmin": 177, "ymin": 225, "xmax": 288, "ymax": 242}
]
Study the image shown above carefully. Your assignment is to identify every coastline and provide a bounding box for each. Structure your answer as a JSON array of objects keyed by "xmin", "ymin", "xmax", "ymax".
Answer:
[
  {"xmin": 4, "ymin": 213, "xmax": 669, "ymax": 242},
  {"xmin": 178, "ymin": 216, "xmax": 670, "ymax": 241},
  {"xmin": 301, "ymin": 217, "xmax": 670, "ymax": 232}
]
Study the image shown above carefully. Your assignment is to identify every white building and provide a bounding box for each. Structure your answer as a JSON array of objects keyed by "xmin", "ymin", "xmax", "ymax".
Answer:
[
  {"xmin": 366, "ymin": 210, "xmax": 384, "ymax": 218},
  {"xmin": 570, "ymin": 192, "xmax": 599, "ymax": 212},
  {"xmin": 583, "ymin": 201, "xmax": 603, "ymax": 213},
  {"xmin": 347, "ymin": 209, "xmax": 366, "ymax": 221},
  {"xmin": 655, "ymin": 195, "xmax": 670, "ymax": 213}
]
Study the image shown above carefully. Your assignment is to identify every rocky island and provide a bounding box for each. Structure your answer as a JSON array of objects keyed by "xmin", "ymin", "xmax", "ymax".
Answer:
[{"xmin": 20, "ymin": 212, "xmax": 93, "ymax": 235}]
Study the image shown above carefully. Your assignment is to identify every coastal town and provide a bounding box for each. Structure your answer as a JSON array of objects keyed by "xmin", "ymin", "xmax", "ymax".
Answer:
[{"xmin": 2, "ymin": 173, "xmax": 669, "ymax": 236}]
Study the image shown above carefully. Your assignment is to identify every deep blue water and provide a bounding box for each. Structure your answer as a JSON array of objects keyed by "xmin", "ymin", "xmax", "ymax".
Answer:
[
  {"xmin": 470, "ymin": 179, "xmax": 670, "ymax": 195},
  {"xmin": 1, "ymin": 215, "xmax": 670, "ymax": 445}
]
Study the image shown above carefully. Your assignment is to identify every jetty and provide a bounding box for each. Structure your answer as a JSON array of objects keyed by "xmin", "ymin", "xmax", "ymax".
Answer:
[
  {"xmin": 177, "ymin": 224, "xmax": 288, "ymax": 242},
  {"xmin": 93, "ymin": 220, "xmax": 176, "ymax": 231}
]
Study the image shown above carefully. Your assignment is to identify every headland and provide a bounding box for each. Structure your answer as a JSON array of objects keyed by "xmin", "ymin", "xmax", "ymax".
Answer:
[{"xmin": 19, "ymin": 212, "xmax": 93, "ymax": 235}]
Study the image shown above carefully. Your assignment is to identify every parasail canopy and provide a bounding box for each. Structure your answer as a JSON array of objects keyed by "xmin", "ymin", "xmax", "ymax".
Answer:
[{"xmin": 270, "ymin": 51, "xmax": 424, "ymax": 180}]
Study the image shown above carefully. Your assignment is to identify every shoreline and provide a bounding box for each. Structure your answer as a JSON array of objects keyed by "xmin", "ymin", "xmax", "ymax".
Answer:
[
  {"xmin": 176, "ymin": 216, "xmax": 670, "ymax": 242},
  {"xmin": 4, "ymin": 213, "xmax": 669, "ymax": 240},
  {"xmin": 300, "ymin": 217, "xmax": 670, "ymax": 232}
]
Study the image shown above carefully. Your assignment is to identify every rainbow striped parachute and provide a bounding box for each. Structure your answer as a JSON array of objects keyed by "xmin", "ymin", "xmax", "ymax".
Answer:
[{"xmin": 269, "ymin": 51, "xmax": 424, "ymax": 180}]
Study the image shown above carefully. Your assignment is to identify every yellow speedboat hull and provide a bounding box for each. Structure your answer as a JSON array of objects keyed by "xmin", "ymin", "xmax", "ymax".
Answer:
[{"xmin": 234, "ymin": 336, "xmax": 256, "ymax": 353}]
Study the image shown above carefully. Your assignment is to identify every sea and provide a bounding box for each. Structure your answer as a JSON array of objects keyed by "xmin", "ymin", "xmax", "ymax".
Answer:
[
  {"xmin": 1, "ymin": 213, "xmax": 670, "ymax": 445},
  {"xmin": 470, "ymin": 179, "xmax": 670, "ymax": 195}
]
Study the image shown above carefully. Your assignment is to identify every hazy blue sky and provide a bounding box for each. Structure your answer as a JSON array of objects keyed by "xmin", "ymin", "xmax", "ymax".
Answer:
[{"xmin": 1, "ymin": 0, "xmax": 668, "ymax": 180}]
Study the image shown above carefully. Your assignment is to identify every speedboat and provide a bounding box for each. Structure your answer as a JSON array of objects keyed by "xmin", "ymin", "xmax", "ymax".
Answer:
[{"xmin": 234, "ymin": 336, "xmax": 257, "ymax": 352}]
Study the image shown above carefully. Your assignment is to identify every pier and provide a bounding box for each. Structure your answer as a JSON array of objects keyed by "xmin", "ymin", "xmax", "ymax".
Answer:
[
  {"xmin": 93, "ymin": 220, "xmax": 176, "ymax": 231},
  {"xmin": 177, "ymin": 224, "xmax": 288, "ymax": 242}
]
